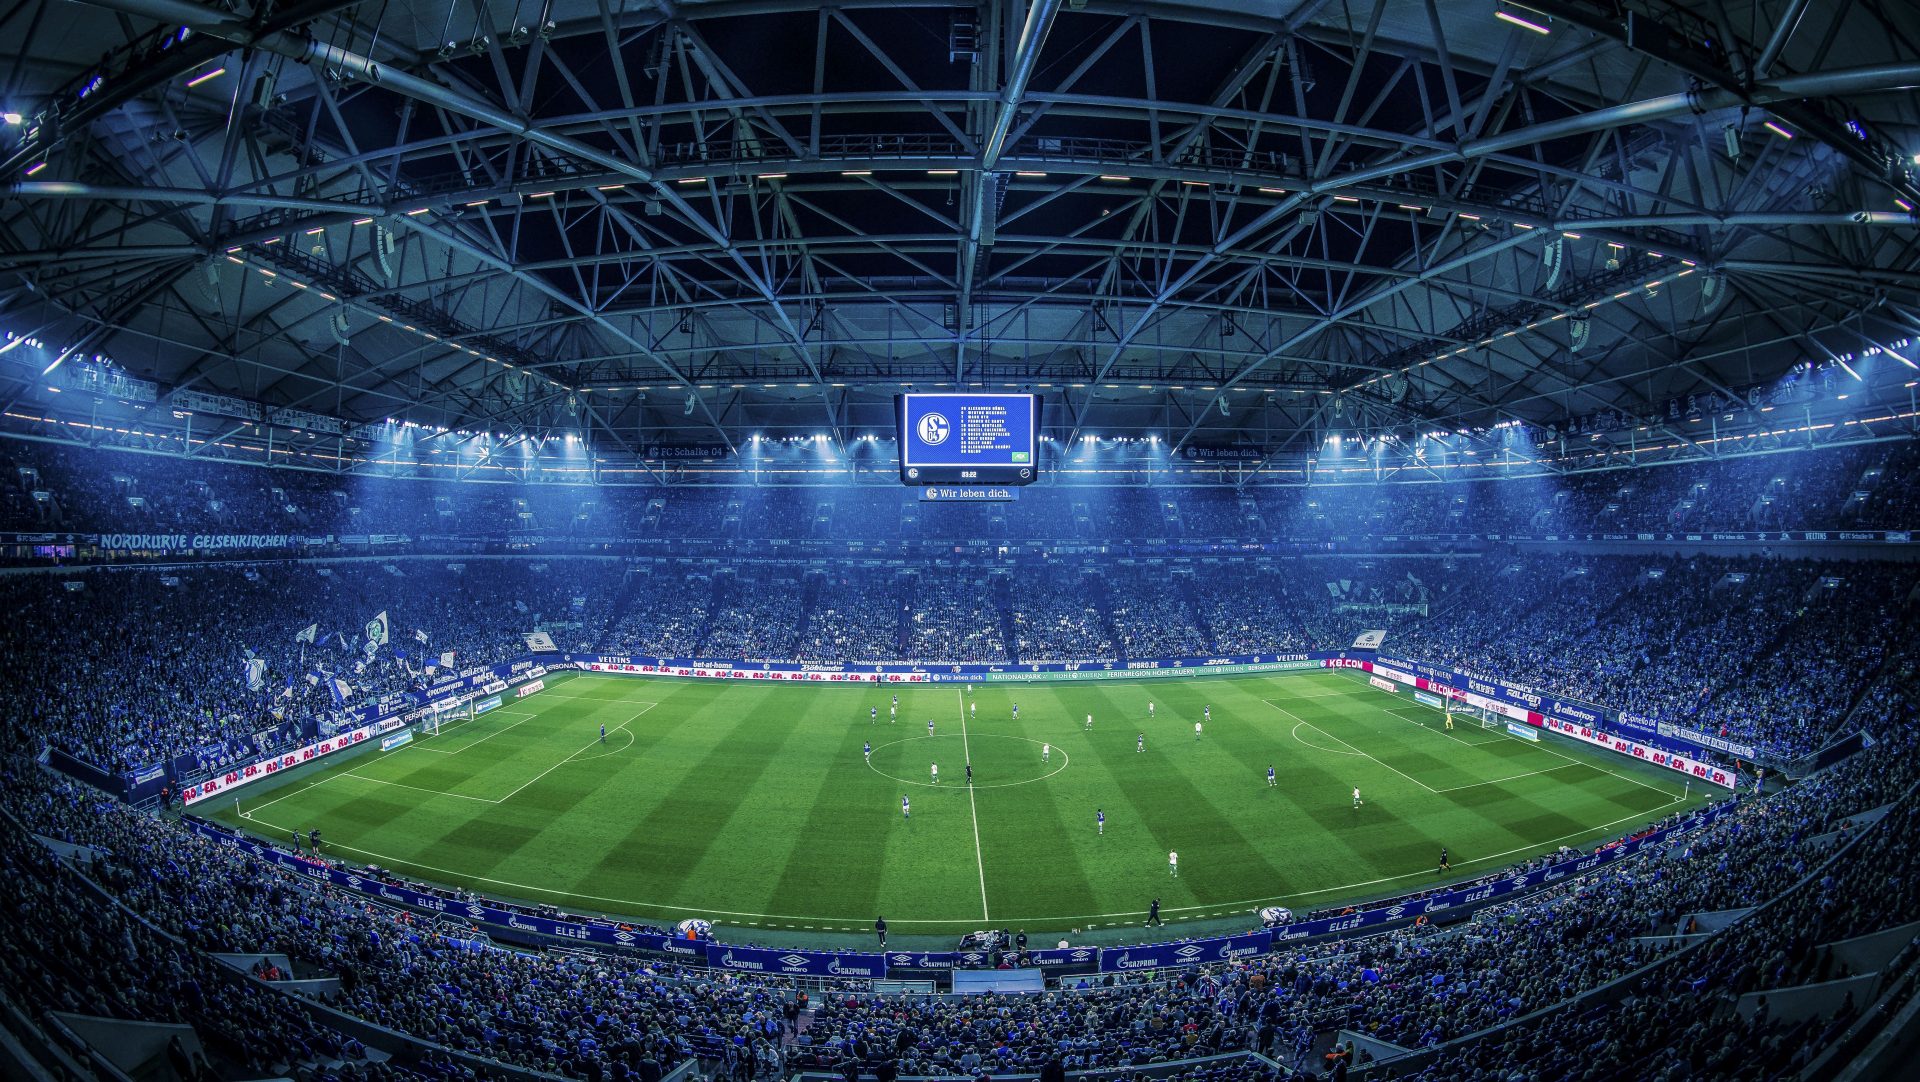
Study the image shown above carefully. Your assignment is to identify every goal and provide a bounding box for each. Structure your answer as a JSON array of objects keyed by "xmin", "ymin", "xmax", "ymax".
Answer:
[
  {"xmin": 424, "ymin": 697, "xmax": 472, "ymax": 737},
  {"xmin": 1447, "ymin": 701, "xmax": 1502, "ymax": 730}
]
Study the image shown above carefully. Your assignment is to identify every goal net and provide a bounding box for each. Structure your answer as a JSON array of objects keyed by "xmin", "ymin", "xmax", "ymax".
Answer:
[
  {"xmin": 424, "ymin": 696, "xmax": 470, "ymax": 737},
  {"xmin": 1447, "ymin": 701, "xmax": 1501, "ymax": 729}
]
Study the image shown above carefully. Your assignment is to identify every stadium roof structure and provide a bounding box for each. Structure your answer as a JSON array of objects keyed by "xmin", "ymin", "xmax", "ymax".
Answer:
[{"xmin": 3, "ymin": 0, "xmax": 1920, "ymax": 478}]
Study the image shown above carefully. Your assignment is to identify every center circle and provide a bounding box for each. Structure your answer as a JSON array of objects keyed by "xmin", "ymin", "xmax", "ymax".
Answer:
[{"xmin": 866, "ymin": 732, "xmax": 1069, "ymax": 789}]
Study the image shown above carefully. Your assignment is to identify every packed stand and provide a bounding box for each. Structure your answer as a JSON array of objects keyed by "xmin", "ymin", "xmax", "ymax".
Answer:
[
  {"xmin": 1012, "ymin": 574, "xmax": 1117, "ymax": 662},
  {"xmin": 0, "ymin": 559, "xmax": 625, "ymax": 777},
  {"xmin": 1105, "ymin": 569, "xmax": 1209, "ymax": 659},
  {"xmin": 703, "ymin": 572, "xmax": 806, "ymax": 660},
  {"xmin": 905, "ymin": 575, "xmax": 1010, "ymax": 663},
  {"xmin": 598, "ymin": 571, "xmax": 716, "ymax": 658},
  {"xmin": 797, "ymin": 571, "xmax": 905, "ymax": 663}
]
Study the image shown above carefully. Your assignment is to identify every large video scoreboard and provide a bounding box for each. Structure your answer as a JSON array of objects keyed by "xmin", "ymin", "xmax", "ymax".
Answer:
[{"xmin": 896, "ymin": 393, "xmax": 1041, "ymax": 486}]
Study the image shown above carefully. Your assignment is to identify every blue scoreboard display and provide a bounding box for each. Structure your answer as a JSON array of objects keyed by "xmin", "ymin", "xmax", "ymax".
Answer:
[{"xmin": 896, "ymin": 393, "xmax": 1041, "ymax": 486}]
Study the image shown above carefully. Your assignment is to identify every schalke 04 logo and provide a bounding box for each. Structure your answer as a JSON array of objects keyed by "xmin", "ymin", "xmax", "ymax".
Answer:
[{"xmin": 916, "ymin": 412, "xmax": 951, "ymax": 446}]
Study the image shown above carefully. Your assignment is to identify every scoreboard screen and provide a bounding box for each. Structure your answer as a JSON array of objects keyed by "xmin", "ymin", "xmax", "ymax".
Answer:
[{"xmin": 896, "ymin": 393, "xmax": 1040, "ymax": 486}]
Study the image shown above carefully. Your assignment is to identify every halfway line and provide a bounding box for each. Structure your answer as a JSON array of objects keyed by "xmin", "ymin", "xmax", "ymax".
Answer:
[{"xmin": 957, "ymin": 690, "xmax": 989, "ymax": 921}]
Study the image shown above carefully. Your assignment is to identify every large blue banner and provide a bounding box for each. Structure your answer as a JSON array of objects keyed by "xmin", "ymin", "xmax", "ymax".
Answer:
[
  {"xmin": 704, "ymin": 943, "xmax": 888, "ymax": 979},
  {"xmin": 1099, "ymin": 930, "xmax": 1272, "ymax": 972}
]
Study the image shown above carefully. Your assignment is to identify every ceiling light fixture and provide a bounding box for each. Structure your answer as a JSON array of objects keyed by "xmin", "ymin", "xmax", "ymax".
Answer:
[{"xmin": 1493, "ymin": 7, "xmax": 1551, "ymax": 34}]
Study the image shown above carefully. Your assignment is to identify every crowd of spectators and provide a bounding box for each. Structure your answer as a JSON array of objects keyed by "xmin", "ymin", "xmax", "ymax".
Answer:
[
  {"xmin": 1013, "ymin": 574, "xmax": 1117, "ymax": 663},
  {"xmin": 906, "ymin": 575, "xmax": 1012, "ymax": 664},
  {"xmin": 599, "ymin": 571, "xmax": 715, "ymax": 659},
  {"xmin": 1106, "ymin": 570, "xmax": 1210, "ymax": 661},
  {"xmin": 0, "ymin": 559, "xmax": 623, "ymax": 776},
  {"xmin": 797, "ymin": 571, "xmax": 906, "ymax": 663},
  {"xmin": 1385, "ymin": 555, "xmax": 1917, "ymax": 759},
  {"xmin": 704, "ymin": 573, "xmax": 808, "ymax": 661},
  {"xmin": 0, "ymin": 772, "xmax": 412, "ymax": 1081},
  {"xmin": 5, "ymin": 546, "xmax": 1912, "ymax": 779}
]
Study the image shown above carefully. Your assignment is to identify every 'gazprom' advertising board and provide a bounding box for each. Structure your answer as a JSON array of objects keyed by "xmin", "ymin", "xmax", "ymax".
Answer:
[
  {"xmin": 705, "ymin": 943, "xmax": 888, "ymax": 979},
  {"xmin": 1099, "ymin": 930, "xmax": 1273, "ymax": 972}
]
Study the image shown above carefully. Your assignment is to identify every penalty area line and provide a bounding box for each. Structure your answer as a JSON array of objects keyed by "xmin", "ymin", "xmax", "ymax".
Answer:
[
  {"xmin": 493, "ymin": 702, "xmax": 656, "ymax": 804},
  {"xmin": 1267, "ymin": 698, "xmax": 1439, "ymax": 793}
]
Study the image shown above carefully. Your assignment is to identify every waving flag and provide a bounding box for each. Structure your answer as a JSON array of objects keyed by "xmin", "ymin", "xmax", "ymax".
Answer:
[
  {"xmin": 328, "ymin": 677, "xmax": 353, "ymax": 705},
  {"xmin": 295, "ymin": 623, "xmax": 318, "ymax": 645},
  {"xmin": 440, "ymin": 650, "xmax": 456, "ymax": 669},
  {"xmin": 413, "ymin": 628, "xmax": 429, "ymax": 645},
  {"xmin": 364, "ymin": 611, "xmax": 390, "ymax": 649},
  {"xmin": 244, "ymin": 657, "xmax": 267, "ymax": 692}
]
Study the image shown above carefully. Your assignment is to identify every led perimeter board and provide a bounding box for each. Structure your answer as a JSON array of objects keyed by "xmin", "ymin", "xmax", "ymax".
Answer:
[{"xmin": 896, "ymin": 393, "xmax": 1041, "ymax": 486}]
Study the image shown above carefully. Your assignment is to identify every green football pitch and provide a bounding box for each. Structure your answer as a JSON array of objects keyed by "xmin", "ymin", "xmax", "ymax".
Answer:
[{"xmin": 213, "ymin": 669, "xmax": 1706, "ymax": 939}]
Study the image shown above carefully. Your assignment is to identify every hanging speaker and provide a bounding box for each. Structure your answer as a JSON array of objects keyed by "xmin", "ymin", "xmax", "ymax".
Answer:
[
  {"xmin": 1542, "ymin": 237, "xmax": 1564, "ymax": 290},
  {"xmin": 330, "ymin": 309, "xmax": 351, "ymax": 346},
  {"xmin": 374, "ymin": 225, "xmax": 396, "ymax": 281}
]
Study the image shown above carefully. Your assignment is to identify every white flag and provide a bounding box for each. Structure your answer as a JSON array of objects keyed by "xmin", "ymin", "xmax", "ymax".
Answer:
[
  {"xmin": 295, "ymin": 623, "xmax": 318, "ymax": 644},
  {"xmin": 364, "ymin": 611, "xmax": 390, "ymax": 648}
]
